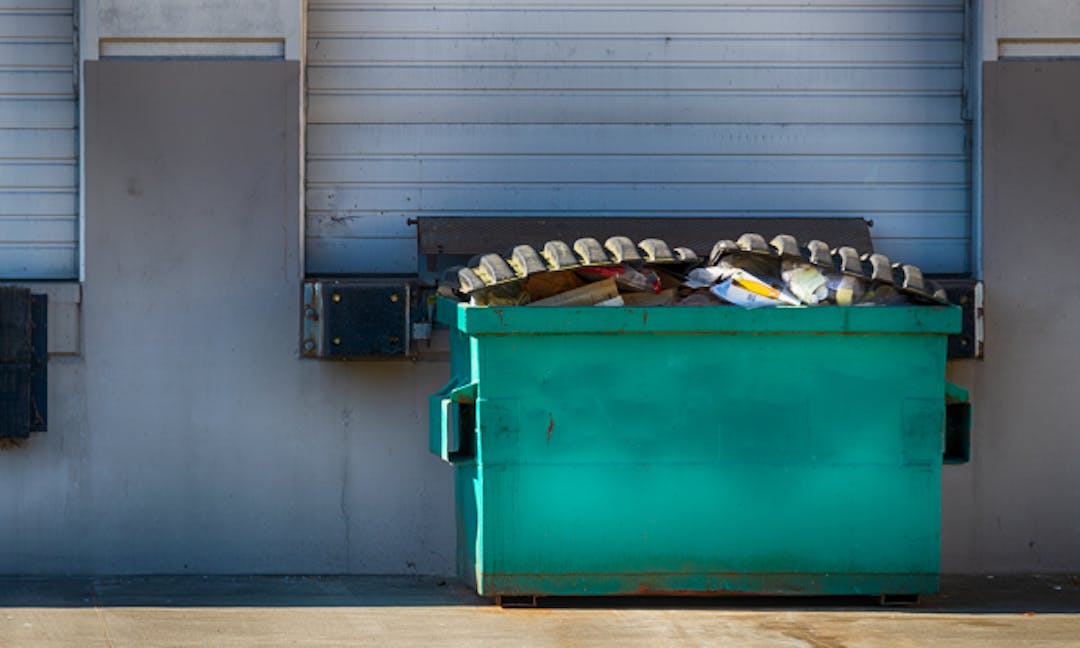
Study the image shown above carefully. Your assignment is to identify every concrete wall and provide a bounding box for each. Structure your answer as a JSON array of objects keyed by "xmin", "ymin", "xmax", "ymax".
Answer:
[
  {"xmin": 983, "ymin": 0, "xmax": 1080, "ymax": 58},
  {"xmin": 934, "ymin": 0, "xmax": 1080, "ymax": 575},
  {"xmin": 941, "ymin": 59, "xmax": 1080, "ymax": 574},
  {"xmin": 2, "ymin": 0, "xmax": 1080, "ymax": 577},
  {"xmin": 0, "ymin": 60, "xmax": 454, "ymax": 575},
  {"xmin": 81, "ymin": 0, "xmax": 305, "ymax": 60}
]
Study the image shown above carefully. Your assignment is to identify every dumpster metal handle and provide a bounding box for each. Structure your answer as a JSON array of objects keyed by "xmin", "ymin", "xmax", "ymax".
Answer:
[
  {"xmin": 944, "ymin": 381, "xmax": 971, "ymax": 464},
  {"xmin": 430, "ymin": 380, "xmax": 477, "ymax": 464}
]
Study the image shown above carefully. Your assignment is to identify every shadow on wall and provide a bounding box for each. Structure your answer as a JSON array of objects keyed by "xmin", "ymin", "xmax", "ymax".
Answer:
[{"xmin": 0, "ymin": 575, "xmax": 1078, "ymax": 613}]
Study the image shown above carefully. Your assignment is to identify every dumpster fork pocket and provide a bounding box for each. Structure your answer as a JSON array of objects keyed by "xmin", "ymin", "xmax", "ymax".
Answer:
[{"xmin": 431, "ymin": 380, "xmax": 478, "ymax": 464}]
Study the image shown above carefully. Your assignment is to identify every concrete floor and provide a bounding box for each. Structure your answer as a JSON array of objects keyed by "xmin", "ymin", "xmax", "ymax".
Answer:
[{"xmin": 1, "ymin": 575, "xmax": 1078, "ymax": 647}]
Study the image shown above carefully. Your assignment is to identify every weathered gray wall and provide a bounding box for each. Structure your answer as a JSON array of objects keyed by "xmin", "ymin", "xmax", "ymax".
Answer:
[
  {"xmin": 0, "ymin": 60, "xmax": 454, "ymax": 574},
  {"xmin": 4, "ymin": 19, "xmax": 1080, "ymax": 577},
  {"xmin": 941, "ymin": 61, "xmax": 1080, "ymax": 573}
]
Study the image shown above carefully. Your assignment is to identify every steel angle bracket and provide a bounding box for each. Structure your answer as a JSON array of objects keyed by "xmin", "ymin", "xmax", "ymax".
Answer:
[
  {"xmin": 30, "ymin": 294, "xmax": 46, "ymax": 433},
  {"xmin": 937, "ymin": 279, "xmax": 985, "ymax": 359}
]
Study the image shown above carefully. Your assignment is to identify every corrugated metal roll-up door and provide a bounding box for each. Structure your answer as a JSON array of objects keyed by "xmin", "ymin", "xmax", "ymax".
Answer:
[
  {"xmin": 306, "ymin": 0, "xmax": 971, "ymax": 275},
  {"xmin": 0, "ymin": 1, "xmax": 77, "ymax": 279}
]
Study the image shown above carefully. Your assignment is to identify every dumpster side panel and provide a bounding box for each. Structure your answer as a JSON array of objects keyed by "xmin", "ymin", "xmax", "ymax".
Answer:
[
  {"xmin": 446, "ymin": 305, "xmax": 955, "ymax": 597},
  {"xmin": 475, "ymin": 463, "xmax": 939, "ymax": 596}
]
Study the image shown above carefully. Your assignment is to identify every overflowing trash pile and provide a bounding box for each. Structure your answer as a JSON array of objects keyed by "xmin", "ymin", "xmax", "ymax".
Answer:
[{"xmin": 438, "ymin": 233, "xmax": 948, "ymax": 308}]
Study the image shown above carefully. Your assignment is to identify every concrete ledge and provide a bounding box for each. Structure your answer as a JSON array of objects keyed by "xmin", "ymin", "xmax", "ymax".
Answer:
[{"xmin": 8, "ymin": 283, "xmax": 81, "ymax": 357}]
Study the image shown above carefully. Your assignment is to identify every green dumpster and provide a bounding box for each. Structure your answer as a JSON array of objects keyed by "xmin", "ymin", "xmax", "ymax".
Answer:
[{"xmin": 431, "ymin": 298, "xmax": 961, "ymax": 600}]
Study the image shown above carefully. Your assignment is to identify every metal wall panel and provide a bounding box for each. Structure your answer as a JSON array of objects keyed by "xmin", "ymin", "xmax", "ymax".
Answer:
[
  {"xmin": 306, "ymin": 0, "xmax": 970, "ymax": 275},
  {"xmin": 0, "ymin": 1, "xmax": 77, "ymax": 279}
]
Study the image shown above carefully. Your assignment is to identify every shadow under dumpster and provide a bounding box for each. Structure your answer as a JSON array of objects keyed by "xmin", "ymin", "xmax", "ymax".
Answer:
[{"xmin": 0, "ymin": 575, "xmax": 1077, "ymax": 614}]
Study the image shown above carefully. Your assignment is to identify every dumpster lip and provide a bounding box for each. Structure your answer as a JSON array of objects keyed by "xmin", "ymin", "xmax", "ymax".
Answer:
[{"xmin": 442, "ymin": 298, "xmax": 962, "ymax": 336}]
